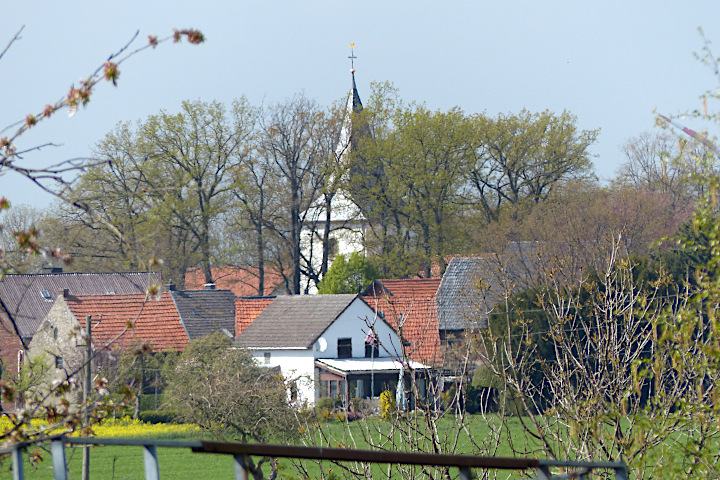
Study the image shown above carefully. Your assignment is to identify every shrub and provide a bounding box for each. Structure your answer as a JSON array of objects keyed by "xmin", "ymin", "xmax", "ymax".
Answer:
[
  {"xmin": 379, "ymin": 390, "xmax": 396, "ymax": 421},
  {"xmin": 139, "ymin": 410, "xmax": 177, "ymax": 424}
]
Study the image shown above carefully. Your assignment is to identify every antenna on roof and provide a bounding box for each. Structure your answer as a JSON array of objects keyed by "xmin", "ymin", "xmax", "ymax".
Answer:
[{"xmin": 348, "ymin": 42, "xmax": 357, "ymax": 73}]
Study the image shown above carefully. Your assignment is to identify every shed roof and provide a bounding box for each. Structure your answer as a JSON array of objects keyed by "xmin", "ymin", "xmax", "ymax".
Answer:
[
  {"xmin": 0, "ymin": 272, "xmax": 160, "ymax": 339},
  {"xmin": 66, "ymin": 292, "xmax": 188, "ymax": 352},
  {"xmin": 169, "ymin": 289, "xmax": 236, "ymax": 339},
  {"xmin": 234, "ymin": 294, "xmax": 364, "ymax": 349}
]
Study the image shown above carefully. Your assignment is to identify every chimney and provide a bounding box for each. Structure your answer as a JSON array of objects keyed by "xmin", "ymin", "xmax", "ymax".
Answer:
[
  {"xmin": 166, "ymin": 280, "xmax": 176, "ymax": 291},
  {"xmin": 204, "ymin": 283, "xmax": 216, "ymax": 290},
  {"xmin": 61, "ymin": 288, "xmax": 69, "ymax": 299}
]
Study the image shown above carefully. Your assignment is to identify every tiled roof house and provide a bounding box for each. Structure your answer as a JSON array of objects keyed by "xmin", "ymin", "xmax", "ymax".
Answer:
[
  {"xmin": 235, "ymin": 294, "xmax": 419, "ymax": 405},
  {"xmin": 0, "ymin": 271, "xmax": 160, "ymax": 391},
  {"xmin": 26, "ymin": 291, "xmax": 188, "ymax": 406}
]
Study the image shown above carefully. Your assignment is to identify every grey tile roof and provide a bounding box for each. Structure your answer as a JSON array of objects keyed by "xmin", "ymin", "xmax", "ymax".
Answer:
[
  {"xmin": 0, "ymin": 272, "xmax": 161, "ymax": 339},
  {"xmin": 169, "ymin": 289, "xmax": 236, "ymax": 339},
  {"xmin": 437, "ymin": 244, "xmax": 539, "ymax": 331},
  {"xmin": 234, "ymin": 294, "xmax": 359, "ymax": 349}
]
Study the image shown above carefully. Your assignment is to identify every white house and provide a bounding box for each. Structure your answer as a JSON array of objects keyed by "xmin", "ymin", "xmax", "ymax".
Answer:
[{"xmin": 233, "ymin": 294, "xmax": 427, "ymax": 406}]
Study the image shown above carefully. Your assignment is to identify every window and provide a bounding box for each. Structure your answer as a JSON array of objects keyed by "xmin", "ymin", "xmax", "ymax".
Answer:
[
  {"xmin": 40, "ymin": 290, "xmax": 52, "ymax": 301},
  {"xmin": 365, "ymin": 342, "xmax": 379, "ymax": 358},
  {"xmin": 55, "ymin": 357, "xmax": 63, "ymax": 369},
  {"xmin": 289, "ymin": 381, "xmax": 298, "ymax": 402},
  {"xmin": 263, "ymin": 352, "xmax": 271, "ymax": 365},
  {"xmin": 337, "ymin": 338, "xmax": 352, "ymax": 358}
]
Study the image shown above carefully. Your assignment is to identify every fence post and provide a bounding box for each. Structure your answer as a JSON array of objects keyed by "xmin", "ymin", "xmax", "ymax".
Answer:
[
  {"xmin": 233, "ymin": 454, "xmax": 248, "ymax": 480},
  {"xmin": 143, "ymin": 444, "xmax": 159, "ymax": 480},
  {"xmin": 614, "ymin": 464, "xmax": 629, "ymax": 480},
  {"xmin": 459, "ymin": 466, "xmax": 473, "ymax": 480},
  {"xmin": 11, "ymin": 445, "xmax": 24, "ymax": 480},
  {"xmin": 51, "ymin": 439, "xmax": 68, "ymax": 480},
  {"xmin": 534, "ymin": 466, "xmax": 552, "ymax": 480}
]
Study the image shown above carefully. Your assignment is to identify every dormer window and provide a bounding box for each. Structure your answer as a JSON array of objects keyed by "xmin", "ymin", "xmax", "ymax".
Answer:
[{"xmin": 40, "ymin": 290, "xmax": 52, "ymax": 301}]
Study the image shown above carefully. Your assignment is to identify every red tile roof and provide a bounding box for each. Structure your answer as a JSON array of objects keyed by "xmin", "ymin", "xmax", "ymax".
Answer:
[
  {"xmin": 66, "ymin": 292, "xmax": 188, "ymax": 352},
  {"xmin": 185, "ymin": 267, "xmax": 285, "ymax": 297},
  {"xmin": 235, "ymin": 297, "xmax": 275, "ymax": 337},
  {"xmin": 366, "ymin": 278, "xmax": 441, "ymax": 298},
  {"xmin": 363, "ymin": 279, "xmax": 441, "ymax": 366}
]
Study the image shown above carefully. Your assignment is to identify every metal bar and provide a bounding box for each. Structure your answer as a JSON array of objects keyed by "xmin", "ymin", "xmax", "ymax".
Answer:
[
  {"xmin": 11, "ymin": 446, "xmax": 24, "ymax": 480},
  {"xmin": 459, "ymin": 466, "xmax": 472, "ymax": 480},
  {"xmin": 539, "ymin": 459, "xmax": 627, "ymax": 469},
  {"xmin": 65, "ymin": 437, "xmax": 203, "ymax": 448},
  {"xmin": 51, "ymin": 439, "xmax": 68, "ymax": 480},
  {"xmin": 143, "ymin": 444, "xmax": 159, "ymax": 480},
  {"xmin": 194, "ymin": 441, "xmax": 541, "ymax": 470},
  {"xmin": 233, "ymin": 455, "xmax": 248, "ymax": 480}
]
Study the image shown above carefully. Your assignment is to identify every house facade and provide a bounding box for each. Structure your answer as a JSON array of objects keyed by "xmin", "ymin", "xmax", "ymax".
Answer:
[{"xmin": 234, "ymin": 294, "xmax": 425, "ymax": 406}]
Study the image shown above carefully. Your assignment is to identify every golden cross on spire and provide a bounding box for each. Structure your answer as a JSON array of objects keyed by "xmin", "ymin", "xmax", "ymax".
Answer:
[{"xmin": 349, "ymin": 42, "xmax": 357, "ymax": 72}]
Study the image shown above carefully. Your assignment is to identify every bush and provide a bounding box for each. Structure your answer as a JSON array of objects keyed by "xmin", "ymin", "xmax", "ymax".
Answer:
[
  {"xmin": 379, "ymin": 390, "xmax": 396, "ymax": 421},
  {"xmin": 315, "ymin": 397, "xmax": 335, "ymax": 421},
  {"xmin": 139, "ymin": 410, "xmax": 177, "ymax": 424}
]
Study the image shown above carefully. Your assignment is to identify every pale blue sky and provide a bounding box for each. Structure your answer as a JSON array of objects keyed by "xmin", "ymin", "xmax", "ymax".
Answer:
[{"xmin": 3, "ymin": 1, "xmax": 720, "ymax": 208}]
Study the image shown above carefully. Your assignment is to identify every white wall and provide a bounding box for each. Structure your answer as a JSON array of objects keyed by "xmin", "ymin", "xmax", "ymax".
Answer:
[
  {"xmin": 250, "ymin": 349, "xmax": 316, "ymax": 404},
  {"xmin": 314, "ymin": 297, "xmax": 401, "ymax": 359}
]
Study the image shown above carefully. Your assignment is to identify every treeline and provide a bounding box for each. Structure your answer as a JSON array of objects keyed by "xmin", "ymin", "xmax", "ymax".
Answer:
[{"xmin": 4, "ymin": 83, "xmax": 714, "ymax": 292}]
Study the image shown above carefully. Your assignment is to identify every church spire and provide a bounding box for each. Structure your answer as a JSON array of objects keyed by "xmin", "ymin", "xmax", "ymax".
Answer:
[{"xmin": 348, "ymin": 43, "xmax": 363, "ymax": 113}]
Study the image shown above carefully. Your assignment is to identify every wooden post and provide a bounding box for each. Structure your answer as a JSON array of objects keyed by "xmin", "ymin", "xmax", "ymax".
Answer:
[{"xmin": 81, "ymin": 314, "xmax": 91, "ymax": 480}]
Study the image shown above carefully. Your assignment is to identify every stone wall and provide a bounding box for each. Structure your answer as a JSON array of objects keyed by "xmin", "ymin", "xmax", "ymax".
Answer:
[{"xmin": 27, "ymin": 296, "xmax": 86, "ymax": 404}]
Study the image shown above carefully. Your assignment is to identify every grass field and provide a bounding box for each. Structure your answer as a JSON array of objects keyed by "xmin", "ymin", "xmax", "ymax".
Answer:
[{"xmin": 0, "ymin": 415, "xmax": 563, "ymax": 480}]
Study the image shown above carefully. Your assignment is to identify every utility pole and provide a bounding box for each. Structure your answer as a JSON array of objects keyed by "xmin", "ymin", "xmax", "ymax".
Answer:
[{"xmin": 82, "ymin": 314, "xmax": 91, "ymax": 480}]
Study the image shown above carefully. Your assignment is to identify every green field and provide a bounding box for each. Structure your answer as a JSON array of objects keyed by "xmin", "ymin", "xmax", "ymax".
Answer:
[{"xmin": 0, "ymin": 415, "xmax": 587, "ymax": 480}]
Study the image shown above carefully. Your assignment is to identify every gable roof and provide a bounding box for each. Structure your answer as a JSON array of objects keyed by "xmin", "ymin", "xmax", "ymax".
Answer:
[
  {"xmin": 436, "ymin": 257, "xmax": 505, "ymax": 330},
  {"xmin": 437, "ymin": 246, "xmax": 541, "ymax": 331},
  {"xmin": 169, "ymin": 289, "xmax": 236, "ymax": 339},
  {"xmin": 235, "ymin": 296, "xmax": 275, "ymax": 337},
  {"xmin": 185, "ymin": 267, "xmax": 286, "ymax": 297},
  {"xmin": 362, "ymin": 278, "xmax": 442, "ymax": 365},
  {"xmin": 0, "ymin": 272, "xmax": 161, "ymax": 339},
  {"xmin": 234, "ymin": 294, "xmax": 362, "ymax": 349},
  {"xmin": 65, "ymin": 292, "xmax": 188, "ymax": 352},
  {"xmin": 377, "ymin": 296, "xmax": 440, "ymax": 366}
]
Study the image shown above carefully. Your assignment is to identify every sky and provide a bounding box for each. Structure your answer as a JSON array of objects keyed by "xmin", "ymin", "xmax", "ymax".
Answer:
[{"xmin": 2, "ymin": 1, "xmax": 720, "ymax": 209}]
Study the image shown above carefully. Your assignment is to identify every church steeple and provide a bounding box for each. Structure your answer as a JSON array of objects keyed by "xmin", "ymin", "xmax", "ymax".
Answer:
[{"xmin": 348, "ymin": 43, "xmax": 363, "ymax": 113}]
